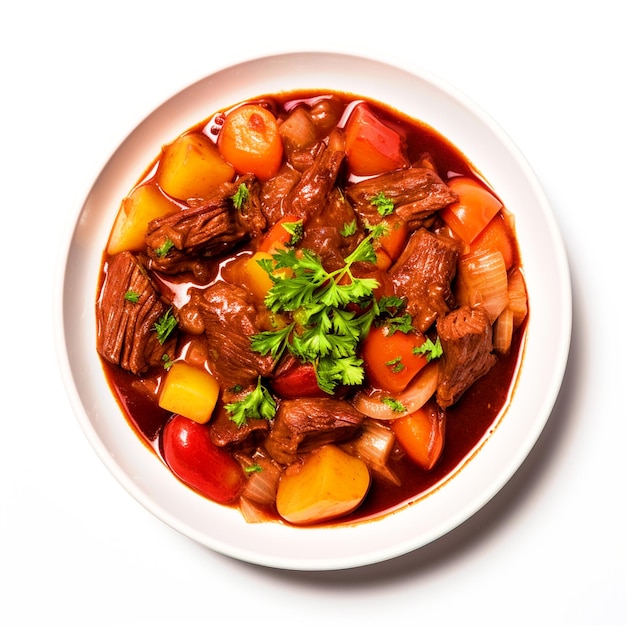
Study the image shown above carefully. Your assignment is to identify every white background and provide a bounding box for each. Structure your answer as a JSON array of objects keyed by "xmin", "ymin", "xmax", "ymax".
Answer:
[{"xmin": 2, "ymin": 1, "xmax": 624, "ymax": 624}]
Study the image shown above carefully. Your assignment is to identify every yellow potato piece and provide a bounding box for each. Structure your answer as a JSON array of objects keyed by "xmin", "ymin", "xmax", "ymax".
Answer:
[
  {"xmin": 243, "ymin": 252, "xmax": 275, "ymax": 300},
  {"xmin": 157, "ymin": 132, "xmax": 235, "ymax": 201},
  {"xmin": 276, "ymin": 445, "xmax": 370, "ymax": 525},
  {"xmin": 107, "ymin": 183, "xmax": 179, "ymax": 255},
  {"xmin": 158, "ymin": 362, "xmax": 219, "ymax": 424}
]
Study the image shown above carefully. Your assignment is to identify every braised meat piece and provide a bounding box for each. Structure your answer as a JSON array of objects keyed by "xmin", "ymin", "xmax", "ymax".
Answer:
[
  {"xmin": 283, "ymin": 141, "xmax": 345, "ymax": 221},
  {"xmin": 346, "ymin": 167, "xmax": 457, "ymax": 229},
  {"xmin": 209, "ymin": 400, "xmax": 270, "ymax": 449},
  {"xmin": 436, "ymin": 305, "xmax": 497, "ymax": 408},
  {"xmin": 389, "ymin": 228, "xmax": 461, "ymax": 332},
  {"xmin": 260, "ymin": 165, "xmax": 301, "ymax": 226},
  {"xmin": 181, "ymin": 281, "xmax": 276, "ymax": 388},
  {"xmin": 300, "ymin": 188, "xmax": 359, "ymax": 272},
  {"xmin": 145, "ymin": 175, "xmax": 265, "ymax": 279},
  {"xmin": 96, "ymin": 251, "xmax": 176, "ymax": 374},
  {"xmin": 265, "ymin": 398, "xmax": 365, "ymax": 464}
]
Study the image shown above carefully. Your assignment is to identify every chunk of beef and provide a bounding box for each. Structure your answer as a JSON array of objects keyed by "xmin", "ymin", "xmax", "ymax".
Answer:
[
  {"xmin": 96, "ymin": 251, "xmax": 176, "ymax": 374},
  {"xmin": 182, "ymin": 281, "xmax": 276, "ymax": 388},
  {"xmin": 346, "ymin": 167, "xmax": 457, "ymax": 229},
  {"xmin": 259, "ymin": 165, "xmax": 301, "ymax": 226},
  {"xmin": 145, "ymin": 175, "xmax": 265, "ymax": 279},
  {"xmin": 436, "ymin": 305, "xmax": 497, "ymax": 408},
  {"xmin": 389, "ymin": 228, "xmax": 461, "ymax": 332},
  {"xmin": 265, "ymin": 398, "xmax": 365, "ymax": 464},
  {"xmin": 300, "ymin": 188, "xmax": 359, "ymax": 272},
  {"xmin": 209, "ymin": 399, "xmax": 270, "ymax": 449},
  {"xmin": 283, "ymin": 141, "xmax": 345, "ymax": 221}
]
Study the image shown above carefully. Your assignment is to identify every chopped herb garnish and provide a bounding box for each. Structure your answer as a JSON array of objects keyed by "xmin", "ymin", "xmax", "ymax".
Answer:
[
  {"xmin": 224, "ymin": 377, "xmax": 277, "ymax": 428},
  {"xmin": 250, "ymin": 224, "xmax": 388, "ymax": 394},
  {"xmin": 385, "ymin": 356, "xmax": 405, "ymax": 373},
  {"xmin": 153, "ymin": 308, "xmax": 177, "ymax": 344},
  {"xmin": 161, "ymin": 353, "xmax": 174, "ymax": 370},
  {"xmin": 281, "ymin": 219, "xmax": 303, "ymax": 246},
  {"xmin": 370, "ymin": 191, "xmax": 395, "ymax": 216},
  {"xmin": 413, "ymin": 336, "xmax": 443, "ymax": 362},
  {"xmin": 245, "ymin": 464, "xmax": 263, "ymax": 474},
  {"xmin": 340, "ymin": 220, "xmax": 358, "ymax": 237},
  {"xmin": 382, "ymin": 397, "xmax": 407, "ymax": 413},
  {"xmin": 124, "ymin": 290, "xmax": 140, "ymax": 303},
  {"xmin": 154, "ymin": 238, "xmax": 174, "ymax": 258},
  {"xmin": 231, "ymin": 183, "xmax": 249, "ymax": 210}
]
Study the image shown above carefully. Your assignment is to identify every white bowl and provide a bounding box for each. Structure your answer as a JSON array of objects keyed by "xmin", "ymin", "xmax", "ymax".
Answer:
[{"xmin": 55, "ymin": 51, "xmax": 571, "ymax": 570}]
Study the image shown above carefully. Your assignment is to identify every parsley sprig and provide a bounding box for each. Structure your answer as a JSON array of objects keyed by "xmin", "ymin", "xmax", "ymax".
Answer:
[
  {"xmin": 413, "ymin": 336, "xmax": 443, "ymax": 362},
  {"xmin": 153, "ymin": 308, "xmax": 177, "ymax": 344},
  {"xmin": 250, "ymin": 224, "xmax": 389, "ymax": 394},
  {"xmin": 224, "ymin": 377, "xmax": 277, "ymax": 428}
]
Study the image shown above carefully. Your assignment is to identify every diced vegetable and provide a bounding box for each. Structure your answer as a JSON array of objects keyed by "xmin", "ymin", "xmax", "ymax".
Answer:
[
  {"xmin": 361, "ymin": 325, "xmax": 429, "ymax": 393},
  {"xmin": 391, "ymin": 402, "xmax": 445, "ymax": 470},
  {"xmin": 353, "ymin": 362, "xmax": 439, "ymax": 420},
  {"xmin": 344, "ymin": 103, "xmax": 409, "ymax": 176},
  {"xmin": 507, "ymin": 267, "xmax": 528, "ymax": 328},
  {"xmin": 455, "ymin": 249, "xmax": 509, "ymax": 323},
  {"xmin": 218, "ymin": 104, "xmax": 283, "ymax": 181},
  {"xmin": 377, "ymin": 215, "xmax": 409, "ymax": 261},
  {"xmin": 276, "ymin": 445, "xmax": 370, "ymax": 525},
  {"xmin": 493, "ymin": 305, "xmax": 514, "ymax": 354},
  {"xmin": 157, "ymin": 132, "xmax": 235, "ymax": 201},
  {"xmin": 161, "ymin": 415, "xmax": 244, "ymax": 503},
  {"xmin": 278, "ymin": 106, "xmax": 317, "ymax": 151},
  {"xmin": 270, "ymin": 362, "xmax": 328, "ymax": 398},
  {"xmin": 107, "ymin": 183, "xmax": 180, "ymax": 255},
  {"xmin": 258, "ymin": 215, "xmax": 303, "ymax": 254},
  {"xmin": 243, "ymin": 251, "xmax": 275, "ymax": 300},
  {"xmin": 342, "ymin": 419, "xmax": 400, "ymax": 485},
  {"xmin": 239, "ymin": 449, "xmax": 282, "ymax": 505},
  {"xmin": 440, "ymin": 177, "xmax": 503, "ymax": 244},
  {"xmin": 158, "ymin": 362, "xmax": 219, "ymax": 424},
  {"xmin": 468, "ymin": 210, "xmax": 515, "ymax": 270}
]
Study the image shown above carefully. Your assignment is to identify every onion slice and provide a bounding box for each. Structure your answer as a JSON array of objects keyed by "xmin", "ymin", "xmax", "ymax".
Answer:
[{"xmin": 353, "ymin": 362, "xmax": 439, "ymax": 420}]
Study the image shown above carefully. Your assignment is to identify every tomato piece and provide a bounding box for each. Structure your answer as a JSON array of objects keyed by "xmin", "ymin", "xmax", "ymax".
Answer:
[
  {"xmin": 218, "ymin": 104, "xmax": 283, "ymax": 181},
  {"xmin": 378, "ymin": 215, "xmax": 409, "ymax": 261},
  {"xmin": 468, "ymin": 210, "xmax": 515, "ymax": 269},
  {"xmin": 161, "ymin": 415, "xmax": 244, "ymax": 504},
  {"xmin": 258, "ymin": 215, "xmax": 302, "ymax": 253},
  {"xmin": 391, "ymin": 402, "xmax": 445, "ymax": 470},
  {"xmin": 270, "ymin": 362, "xmax": 329, "ymax": 398},
  {"xmin": 361, "ymin": 325, "xmax": 429, "ymax": 394},
  {"xmin": 344, "ymin": 103, "xmax": 409, "ymax": 176},
  {"xmin": 440, "ymin": 177, "xmax": 503, "ymax": 244}
]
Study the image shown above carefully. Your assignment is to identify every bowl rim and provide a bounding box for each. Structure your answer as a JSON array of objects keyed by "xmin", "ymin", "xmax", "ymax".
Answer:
[{"xmin": 54, "ymin": 50, "xmax": 572, "ymax": 570}]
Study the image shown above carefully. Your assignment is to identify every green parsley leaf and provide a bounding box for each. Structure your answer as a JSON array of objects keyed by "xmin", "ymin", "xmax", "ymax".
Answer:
[
  {"xmin": 231, "ymin": 183, "xmax": 249, "ymax": 210},
  {"xmin": 154, "ymin": 238, "xmax": 174, "ymax": 258},
  {"xmin": 413, "ymin": 336, "xmax": 444, "ymax": 362},
  {"xmin": 224, "ymin": 377, "xmax": 277, "ymax": 428},
  {"xmin": 370, "ymin": 191, "xmax": 395, "ymax": 216},
  {"xmin": 245, "ymin": 464, "xmax": 263, "ymax": 474},
  {"xmin": 249, "ymin": 226, "xmax": 388, "ymax": 393},
  {"xmin": 281, "ymin": 219, "xmax": 304, "ymax": 246},
  {"xmin": 161, "ymin": 354, "xmax": 174, "ymax": 370},
  {"xmin": 153, "ymin": 308, "xmax": 177, "ymax": 344},
  {"xmin": 124, "ymin": 290, "xmax": 140, "ymax": 303},
  {"xmin": 340, "ymin": 220, "xmax": 357, "ymax": 237},
  {"xmin": 385, "ymin": 356, "xmax": 405, "ymax": 373},
  {"xmin": 382, "ymin": 397, "xmax": 407, "ymax": 413}
]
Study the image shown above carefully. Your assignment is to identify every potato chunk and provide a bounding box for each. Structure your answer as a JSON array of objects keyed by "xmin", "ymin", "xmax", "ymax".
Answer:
[
  {"xmin": 157, "ymin": 132, "xmax": 235, "ymax": 201},
  {"xmin": 158, "ymin": 362, "xmax": 220, "ymax": 424},
  {"xmin": 276, "ymin": 445, "xmax": 370, "ymax": 525},
  {"xmin": 107, "ymin": 183, "xmax": 179, "ymax": 255}
]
